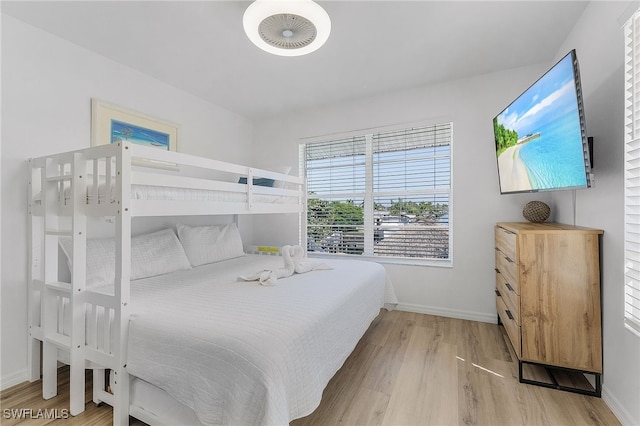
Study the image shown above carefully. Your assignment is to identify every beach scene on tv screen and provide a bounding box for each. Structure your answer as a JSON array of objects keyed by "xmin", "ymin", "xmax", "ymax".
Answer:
[{"xmin": 494, "ymin": 54, "xmax": 588, "ymax": 193}]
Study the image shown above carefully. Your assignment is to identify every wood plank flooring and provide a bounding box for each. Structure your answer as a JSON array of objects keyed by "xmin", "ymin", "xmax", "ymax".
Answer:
[{"xmin": 1, "ymin": 310, "xmax": 620, "ymax": 425}]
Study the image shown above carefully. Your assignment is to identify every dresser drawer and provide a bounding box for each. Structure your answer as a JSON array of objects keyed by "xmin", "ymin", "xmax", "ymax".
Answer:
[
  {"xmin": 495, "ymin": 249, "xmax": 519, "ymax": 294},
  {"xmin": 496, "ymin": 271, "xmax": 520, "ymax": 324},
  {"xmin": 495, "ymin": 226, "xmax": 516, "ymax": 257},
  {"xmin": 497, "ymin": 295, "xmax": 521, "ymax": 357}
]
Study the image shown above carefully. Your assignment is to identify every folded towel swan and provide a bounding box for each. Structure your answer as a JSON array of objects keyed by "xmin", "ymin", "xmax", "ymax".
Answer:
[{"xmin": 240, "ymin": 245, "xmax": 331, "ymax": 286}]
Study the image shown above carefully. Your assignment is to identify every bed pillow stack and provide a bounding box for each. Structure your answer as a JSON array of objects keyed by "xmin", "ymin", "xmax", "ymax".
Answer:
[
  {"xmin": 59, "ymin": 228, "xmax": 192, "ymax": 287},
  {"xmin": 176, "ymin": 222, "xmax": 245, "ymax": 267},
  {"xmin": 59, "ymin": 237, "xmax": 116, "ymax": 288},
  {"xmin": 130, "ymin": 229, "xmax": 192, "ymax": 280}
]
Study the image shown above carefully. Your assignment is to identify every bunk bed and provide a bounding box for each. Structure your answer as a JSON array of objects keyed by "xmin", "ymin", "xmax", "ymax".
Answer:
[{"xmin": 27, "ymin": 142, "xmax": 395, "ymax": 425}]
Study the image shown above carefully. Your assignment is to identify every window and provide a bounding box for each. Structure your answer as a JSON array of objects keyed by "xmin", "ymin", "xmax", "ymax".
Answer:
[
  {"xmin": 301, "ymin": 123, "xmax": 452, "ymax": 264},
  {"xmin": 624, "ymin": 10, "xmax": 640, "ymax": 336}
]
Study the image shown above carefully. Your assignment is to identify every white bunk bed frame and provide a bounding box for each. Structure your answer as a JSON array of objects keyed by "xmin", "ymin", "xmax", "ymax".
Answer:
[{"xmin": 27, "ymin": 142, "xmax": 305, "ymax": 425}]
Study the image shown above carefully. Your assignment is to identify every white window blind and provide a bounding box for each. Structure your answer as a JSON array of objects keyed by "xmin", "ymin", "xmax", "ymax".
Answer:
[
  {"xmin": 303, "ymin": 123, "xmax": 452, "ymax": 262},
  {"xmin": 624, "ymin": 10, "xmax": 640, "ymax": 336}
]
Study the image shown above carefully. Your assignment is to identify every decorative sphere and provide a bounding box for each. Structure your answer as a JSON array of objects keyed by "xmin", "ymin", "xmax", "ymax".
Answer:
[{"xmin": 522, "ymin": 201, "xmax": 551, "ymax": 223}]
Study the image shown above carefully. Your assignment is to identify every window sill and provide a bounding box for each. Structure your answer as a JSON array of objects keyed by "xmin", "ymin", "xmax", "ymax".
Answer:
[{"xmin": 307, "ymin": 252, "xmax": 453, "ymax": 268}]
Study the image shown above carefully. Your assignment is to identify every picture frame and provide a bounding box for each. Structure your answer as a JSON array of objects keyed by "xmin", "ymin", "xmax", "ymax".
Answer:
[{"xmin": 91, "ymin": 99, "xmax": 179, "ymax": 169}]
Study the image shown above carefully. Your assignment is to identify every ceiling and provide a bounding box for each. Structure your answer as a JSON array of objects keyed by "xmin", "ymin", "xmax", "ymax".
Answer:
[{"xmin": 2, "ymin": 1, "xmax": 589, "ymax": 120}]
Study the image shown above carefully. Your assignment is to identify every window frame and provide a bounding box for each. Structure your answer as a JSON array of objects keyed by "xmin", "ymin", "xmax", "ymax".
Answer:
[
  {"xmin": 623, "ymin": 9, "xmax": 640, "ymax": 338},
  {"xmin": 299, "ymin": 121, "xmax": 454, "ymax": 267}
]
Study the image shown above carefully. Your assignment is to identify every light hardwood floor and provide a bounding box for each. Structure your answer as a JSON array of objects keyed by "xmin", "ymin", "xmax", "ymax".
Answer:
[{"xmin": 1, "ymin": 310, "xmax": 620, "ymax": 425}]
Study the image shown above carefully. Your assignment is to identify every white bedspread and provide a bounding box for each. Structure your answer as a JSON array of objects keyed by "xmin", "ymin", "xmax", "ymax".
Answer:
[{"xmin": 125, "ymin": 255, "xmax": 394, "ymax": 425}]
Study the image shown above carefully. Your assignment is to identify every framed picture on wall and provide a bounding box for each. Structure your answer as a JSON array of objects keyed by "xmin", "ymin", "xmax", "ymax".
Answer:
[{"xmin": 91, "ymin": 99, "xmax": 179, "ymax": 169}]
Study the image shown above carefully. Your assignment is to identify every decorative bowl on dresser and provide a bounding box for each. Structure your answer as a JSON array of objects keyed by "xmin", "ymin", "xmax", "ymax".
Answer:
[{"xmin": 495, "ymin": 222, "xmax": 604, "ymax": 396}]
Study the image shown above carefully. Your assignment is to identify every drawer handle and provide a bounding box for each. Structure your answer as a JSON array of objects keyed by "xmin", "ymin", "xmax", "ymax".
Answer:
[
  {"xmin": 505, "ymin": 256, "xmax": 514, "ymax": 263},
  {"xmin": 495, "ymin": 289, "xmax": 501, "ymax": 297},
  {"xmin": 505, "ymin": 309, "xmax": 514, "ymax": 321},
  {"xmin": 505, "ymin": 283, "xmax": 514, "ymax": 292},
  {"xmin": 495, "ymin": 268, "xmax": 500, "ymax": 273}
]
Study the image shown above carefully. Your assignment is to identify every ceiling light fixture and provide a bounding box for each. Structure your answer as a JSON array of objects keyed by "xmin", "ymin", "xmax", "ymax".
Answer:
[{"xmin": 243, "ymin": 0, "xmax": 331, "ymax": 57}]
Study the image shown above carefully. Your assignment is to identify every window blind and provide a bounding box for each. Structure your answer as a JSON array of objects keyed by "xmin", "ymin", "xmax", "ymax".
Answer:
[
  {"xmin": 624, "ymin": 10, "xmax": 640, "ymax": 336},
  {"xmin": 303, "ymin": 123, "xmax": 452, "ymax": 262}
]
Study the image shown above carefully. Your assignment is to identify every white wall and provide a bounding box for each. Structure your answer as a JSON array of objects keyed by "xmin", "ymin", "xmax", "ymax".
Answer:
[
  {"xmin": 551, "ymin": 2, "xmax": 639, "ymax": 425},
  {"xmin": 251, "ymin": 64, "xmax": 553, "ymax": 321},
  {"xmin": 0, "ymin": 15, "xmax": 254, "ymax": 388}
]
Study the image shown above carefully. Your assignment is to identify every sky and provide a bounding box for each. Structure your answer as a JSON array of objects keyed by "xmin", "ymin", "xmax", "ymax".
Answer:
[{"xmin": 496, "ymin": 51, "xmax": 579, "ymax": 137}]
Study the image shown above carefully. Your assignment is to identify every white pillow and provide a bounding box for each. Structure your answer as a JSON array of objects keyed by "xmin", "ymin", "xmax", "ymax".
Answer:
[
  {"xmin": 59, "ymin": 228, "xmax": 191, "ymax": 286},
  {"xmin": 59, "ymin": 237, "xmax": 115, "ymax": 287},
  {"xmin": 177, "ymin": 223, "xmax": 245, "ymax": 267},
  {"xmin": 130, "ymin": 228, "xmax": 192, "ymax": 280}
]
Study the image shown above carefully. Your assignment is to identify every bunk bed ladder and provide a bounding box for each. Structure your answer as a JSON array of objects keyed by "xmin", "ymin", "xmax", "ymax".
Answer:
[
  {"xmin": 111, "ymin": 142, "xmax": 132, "ymax": 426},
  {"xmin": 27, "ymin": 159, "xmax": 42, "ymax": 383},
  {"xmin": 39, "ymin": 153, "xmax": 89, "ymax": 416}
]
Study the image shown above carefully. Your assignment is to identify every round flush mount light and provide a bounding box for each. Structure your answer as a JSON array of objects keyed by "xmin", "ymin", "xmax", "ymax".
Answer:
[{"xmin": 243, "ymin": 0, "xmax": 331, "ymax": 57}]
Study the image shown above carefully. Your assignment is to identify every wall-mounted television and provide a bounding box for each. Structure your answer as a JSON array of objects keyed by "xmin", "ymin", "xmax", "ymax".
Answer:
[{"xmin": 493, "ymin": 50, "xmax": 592, "ymax": 194}]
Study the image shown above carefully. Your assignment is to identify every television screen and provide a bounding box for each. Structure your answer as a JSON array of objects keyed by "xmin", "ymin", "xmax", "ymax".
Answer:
[{"xmin": 493, "ymin": 50, "xmax": 591, "ymax": 194}]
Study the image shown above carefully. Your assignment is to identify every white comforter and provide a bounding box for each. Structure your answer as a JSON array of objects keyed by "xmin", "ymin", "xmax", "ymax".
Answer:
[{"xmin": 125, "ymin": 255, "xmax": 394, "ymax": 425}]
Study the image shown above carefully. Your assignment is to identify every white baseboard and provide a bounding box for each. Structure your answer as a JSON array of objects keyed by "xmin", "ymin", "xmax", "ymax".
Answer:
[
  {"xmin": 395, "ymin": 303, "xmax": 497, "ymax": 324},
  {"xmin": 603, "ymin": 385, "xmax": 638, "ymax": 426},
  {"xmin": 1, "ymin": 369, "xmax": 28, "ymax": 391}
]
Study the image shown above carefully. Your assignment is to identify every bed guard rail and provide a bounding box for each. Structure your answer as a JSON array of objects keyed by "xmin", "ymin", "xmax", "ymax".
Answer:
[{"xmin": 29, "ymin": 142, "xmax": 306, "ymax": 217}]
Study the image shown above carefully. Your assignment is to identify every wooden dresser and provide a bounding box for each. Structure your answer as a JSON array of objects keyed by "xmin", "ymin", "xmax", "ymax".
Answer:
[{"xmin": 494, "ymin": 222, "xmax": 603, "ymax": 396}]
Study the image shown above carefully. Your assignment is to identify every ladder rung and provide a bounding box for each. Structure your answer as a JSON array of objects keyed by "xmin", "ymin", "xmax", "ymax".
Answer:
[
  {"xmin": 94, "ymin": 389, "xmax": 114, "ymax": 406},
  {"xmin": 45, "ymin": 230, "xmax": 72, "ymax": 236},
  {"xmin": 85, "ymin": 348, "xmax": 115, "ymax": 368},
  {"xmin": 45, "ymin": 281, "xmax": 72, "ymax": 293},
  {"xmin": 46, "ymin": 175, "xmax": 72, "ymax": 182},
  {"xmin": 45, "ymin": 332, "xmax": 70, "ymax": 349}
]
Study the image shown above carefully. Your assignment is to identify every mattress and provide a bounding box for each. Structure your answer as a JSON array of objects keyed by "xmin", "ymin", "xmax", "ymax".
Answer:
[
  {"xmin": 54, "ymin": 183, "xmax": 298, "ymax": 205},
  {"xmin": 123, "ymin": 254, "xmax": 394, "ymax": 425}
]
